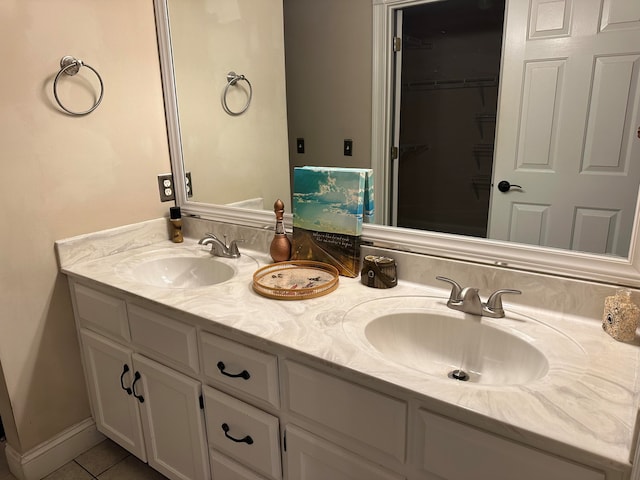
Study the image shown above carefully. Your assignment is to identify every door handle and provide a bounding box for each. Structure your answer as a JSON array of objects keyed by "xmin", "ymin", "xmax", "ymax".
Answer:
[
  {"xmin": 497, "ymin": 180, "xmax": 522, "ymax": 192},
  {"xmin": 120, "ymin": 364, "xmax": 132, "ymax": 395},
  {"xmin": 216, "ymin": 361, "xmax": 250, "ymax": 380},
  {"xmin": 221, "ymin": 423, "xmax": 254, "ymax": 444},
  {"xmin": 131, "ymin": 371, "xmax": 144, "ymax": 403}
]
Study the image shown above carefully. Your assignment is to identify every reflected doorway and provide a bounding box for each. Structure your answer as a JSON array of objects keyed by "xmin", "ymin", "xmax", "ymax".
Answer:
[{"xmin": 392, "ymin": 0, "xmax": 505, "ymax": 237}]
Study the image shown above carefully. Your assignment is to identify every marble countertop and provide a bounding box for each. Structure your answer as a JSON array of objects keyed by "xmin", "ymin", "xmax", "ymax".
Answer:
[{"xmin": 56, "ymin": 221, "xmax": 640, "ymax": 475}]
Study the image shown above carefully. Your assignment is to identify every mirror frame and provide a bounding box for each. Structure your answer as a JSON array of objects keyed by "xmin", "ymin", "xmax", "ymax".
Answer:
[{"xmin": 154, "ymin": 0, "xmax": 640, "ymax": 288}]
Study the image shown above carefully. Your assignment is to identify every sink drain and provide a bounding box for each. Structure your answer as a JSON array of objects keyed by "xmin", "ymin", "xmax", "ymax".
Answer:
[{"xmin": 448, "ymin": 369, "xmax": 470, "ymax": 381}]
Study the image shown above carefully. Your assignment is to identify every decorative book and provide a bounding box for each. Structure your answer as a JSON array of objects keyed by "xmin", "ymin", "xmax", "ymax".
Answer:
[{"xmin": 291, "ymin": 166, "xmax": 374, "ymax": 277}]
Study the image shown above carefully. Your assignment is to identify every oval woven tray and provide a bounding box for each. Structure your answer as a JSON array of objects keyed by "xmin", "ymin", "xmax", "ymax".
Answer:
[{"xmin": 252, "ymin": 260, "xmax": 339, "ymax": 300}]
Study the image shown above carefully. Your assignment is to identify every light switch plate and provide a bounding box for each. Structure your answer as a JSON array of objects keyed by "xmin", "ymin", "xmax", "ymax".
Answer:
[{"xmin": 344, "ymin": 139, "xmax": 353, "ymax": 156}]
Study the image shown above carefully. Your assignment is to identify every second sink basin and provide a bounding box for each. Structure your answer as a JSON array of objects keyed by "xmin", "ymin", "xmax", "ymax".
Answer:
[
  {"xmin": 343, "ymin": 296, "xmax": 586, "ymax": 386},
  {"xmin": 131, "ymin": 256, "xmax": 235, "ymax": 288},
  {"xmin": 364, "ymin": 311, "xmax": 548, "ymax": 385}
]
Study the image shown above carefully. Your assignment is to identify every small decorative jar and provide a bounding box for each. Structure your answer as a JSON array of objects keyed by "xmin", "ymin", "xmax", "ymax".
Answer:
[
  {"xmin": 361, "ymin": 255, "xmax": 397, "ymax": 289},
  {"xmin": 602, "ymin": 288, "xmax": 639, "ymax": 342}
]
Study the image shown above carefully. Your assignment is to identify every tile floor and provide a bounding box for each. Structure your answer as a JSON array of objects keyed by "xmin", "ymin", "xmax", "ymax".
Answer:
[{"xmin": 0, "ymin": 439, "xmax": 168, "ymax": 480}]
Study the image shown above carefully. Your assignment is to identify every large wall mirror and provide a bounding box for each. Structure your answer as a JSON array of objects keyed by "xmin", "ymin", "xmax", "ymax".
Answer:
[{"xmin": 154, "ymin": 0, "xmax": 640, "ymax": 287}]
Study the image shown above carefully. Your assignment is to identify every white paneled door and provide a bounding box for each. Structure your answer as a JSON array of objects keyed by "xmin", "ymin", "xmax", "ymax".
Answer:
[{"xmin": 488, "ymin": 0, "xmax": 640, "ymax": 256}]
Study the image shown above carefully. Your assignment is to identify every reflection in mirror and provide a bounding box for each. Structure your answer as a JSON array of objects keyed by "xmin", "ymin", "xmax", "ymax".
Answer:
[
  {"xmin": 287, "ymin": 0, "xmax": 640, "ymax": 257},
  {"xmin": 284, "ymin": 0, "xmax": 373, "ymax": 175},
  {"xmin": 388, "ymin": 0, "xmax": 504, "ymax": 236},
  {"xmin": 166, "ymin": 0, "xmax": 290, "ymax": 210},
  {"xmin": 155, "ymin": 0, "xmax": 640, "ymax": 287}
]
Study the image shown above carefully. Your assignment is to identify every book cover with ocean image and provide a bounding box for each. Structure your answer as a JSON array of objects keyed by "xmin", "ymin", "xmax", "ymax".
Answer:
[{"xmin": 292, "ymin": 167, "xmax": 372, "ymax": 277}]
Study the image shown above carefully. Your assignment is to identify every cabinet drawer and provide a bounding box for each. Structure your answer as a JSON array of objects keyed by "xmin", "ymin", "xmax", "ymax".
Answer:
[
  {"xmin": 285, "ymin": 425, "xmax": 404, "ymax": 480},
  {"xmin": 203, "ymin": 386, "xmax": 281, "ymax": 480},
  {"xmin": 128, "ymin": 304, "xmax": 199, "ymax": 375},
  {"xmin": 210, "ymin": 450, "xmax": 269, "ymax": 480},
  {"xmin": 200, "ymin": 331, "xmax": 279, "ymax": 407},
  {"xmin": 415, "ymin": 409, "xmax": 605, "ymax": 480},
  {"xmin": 284, "ymin": 361, "xmax": 407, "ymax": 463},
  {"xmin": 73, "ymin": 283, "xmax": 130, "ymax": 342}
]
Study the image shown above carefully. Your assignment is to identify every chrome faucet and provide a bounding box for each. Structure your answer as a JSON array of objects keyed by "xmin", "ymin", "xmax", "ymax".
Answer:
[
  {"xmin": 436, "ymin": 276, "xmax": 521, "ymax": 318},
  {"xmin": 198, "ymin": 233, "xmax": 241, "ymax": 258}
]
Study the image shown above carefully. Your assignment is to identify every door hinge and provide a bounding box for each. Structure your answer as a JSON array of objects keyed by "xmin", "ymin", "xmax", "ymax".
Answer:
[
  {"xmin": 393, "ymin": 36, "xmax": 402, "ymax": 52},
  {"xmin": 391, "ymin": 146, "xmax": 399, "ymax": 160},
  {"xmin": 199, "ymin": 394, "xmax": 204, "ymax": 410}
]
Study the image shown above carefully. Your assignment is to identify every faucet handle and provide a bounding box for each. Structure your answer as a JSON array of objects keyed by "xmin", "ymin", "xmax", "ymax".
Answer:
[
  {"xmin": 228, "ymin": 239, "xmax": 244, "ymax": 257},
  {"xmin": 485, "ymin": 289, "xmax": 522, "ymax": 316},
  {"xmin": 436, "ymin": 276, "xmax": 463, "ymax": 302}
]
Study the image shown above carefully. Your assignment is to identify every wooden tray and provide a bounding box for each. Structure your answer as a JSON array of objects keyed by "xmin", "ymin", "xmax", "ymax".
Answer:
[{"xmin": 252, "ymin": 261, "xmax": 339, "ymax": 300}]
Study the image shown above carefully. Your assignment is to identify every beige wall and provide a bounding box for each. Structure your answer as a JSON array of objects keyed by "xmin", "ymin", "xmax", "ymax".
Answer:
[
  {"xmin": 169, "ymin": 0, "xmax": 291, "ymax": 209},
  {"xmin": 284, "ymin": 0, "xmax": 372, "ymax": 174},
  {"xmin": 0, "ymin": 0, "xmax": 170, "ymax": 452}
]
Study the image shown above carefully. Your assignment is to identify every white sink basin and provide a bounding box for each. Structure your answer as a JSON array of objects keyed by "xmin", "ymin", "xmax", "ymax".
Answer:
[
  {"xmin": 130, "ymin": 256, "xmax": 235, "ymax": 288},
  {"xmin": 115, "ymin": 246, "xmax": 260, "ymax": 289},
  {"xmin": 343, "ymin": 296, "xmax": 585, "ymax": 386},
  {"xmin": 365, "ymin": 311, "xmax": 548, "ymax": 385}
]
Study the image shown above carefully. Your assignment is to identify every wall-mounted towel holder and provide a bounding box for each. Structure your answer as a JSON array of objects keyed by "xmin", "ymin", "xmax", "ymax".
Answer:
[
  {"xmin": 221, "ymin": 71, "xmax": 252, "ymax": 116},
  {"xmin": 53, "ymin": 56, "xmax": 104, "ymax": 116}
]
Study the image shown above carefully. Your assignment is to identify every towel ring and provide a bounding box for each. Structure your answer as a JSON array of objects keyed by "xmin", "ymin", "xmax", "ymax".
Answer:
[
  {"xmin": 221, "ymin": 71, "xmax": 252, "ymax": 116},
  {"xmin": 53, "ymin": 56, "xmax": 104, "ymax": 116}
]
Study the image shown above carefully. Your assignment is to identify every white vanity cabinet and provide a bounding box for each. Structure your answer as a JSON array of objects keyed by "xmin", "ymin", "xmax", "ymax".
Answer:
[
  {"xmin": 68, "ymin": 278, "xmax": 617, "ymax": 480},
  {"xmin": 71, "ymin": 282, "xmax": 210, "ymax": 480}
]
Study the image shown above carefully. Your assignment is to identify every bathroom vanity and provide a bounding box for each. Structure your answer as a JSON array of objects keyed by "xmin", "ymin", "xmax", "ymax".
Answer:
[{"xmin": 56, "ymin": 219, "xmax": 639, "ymax": 480}]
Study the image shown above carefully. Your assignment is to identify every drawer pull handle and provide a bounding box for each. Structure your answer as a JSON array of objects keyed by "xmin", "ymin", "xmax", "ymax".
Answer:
[
  {"xmin": 221, "ymin": 423, "xmax": 254, "ymax": 445},
  {"xmin": 217, "ymin": 361, "xmax": 250, "ymax": 380},
  {"xmin": 132, "ymin": 371, "xmax": 145, "ymax": 403},
  {"xmin": 120, "ymin": 364, "xmax": 132, "ymax": 395}
]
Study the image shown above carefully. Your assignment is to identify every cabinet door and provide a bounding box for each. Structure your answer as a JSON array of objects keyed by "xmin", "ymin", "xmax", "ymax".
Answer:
[
  {"xmin": 133, "ymin": 353, "xmax": 210, "ymax": 480},
  {"xmin": 80, "ymin": 329, "xmax": 146, "ymax": 461},
  {"xmin": 415, "ymin": 409, "xmax": 605, "ymax": 480},
  {"xmin": 284, "ymin": 426, "xmax": 404, "ymax": 480},
  {"xmin": 284, "ymin": 361, "xmax": 406, "ymax": 463}
]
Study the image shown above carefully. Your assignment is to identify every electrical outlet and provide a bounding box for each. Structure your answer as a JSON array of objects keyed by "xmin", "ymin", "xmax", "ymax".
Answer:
[
  {"xmin": 157, "ymin": 174, "xmax": 175, "ymax": 202},
  {"xmin": 344, "ymin": 139, "xmax": 353, "ymax": 156},
  {"xmin": 185, "ymin": 171, "xmax": 193, "ymax": 197},
  {"xmin": 297, "ymin": 138, "xmax": 305, "ymax": 154}
]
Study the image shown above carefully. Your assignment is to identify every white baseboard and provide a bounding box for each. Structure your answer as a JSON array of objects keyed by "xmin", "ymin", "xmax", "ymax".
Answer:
[{"xmin": 5, "ymin": 418, "xmax": 105, "ymax": 480}]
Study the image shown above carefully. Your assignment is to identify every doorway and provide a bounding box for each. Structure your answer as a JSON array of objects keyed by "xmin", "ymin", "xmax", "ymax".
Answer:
[{"xmin": 391, "ymin": 0, "xmax": 505, "ymax": 236}]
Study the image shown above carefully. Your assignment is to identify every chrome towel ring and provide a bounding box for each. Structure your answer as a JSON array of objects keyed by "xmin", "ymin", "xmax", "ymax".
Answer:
[
  {"xmin": 222, "ymin": 71, "xmax": 252, "ymax": 116},
  {"xmin": 53, "ymin": 56, "xmax": 104, "ymax": 116}
]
